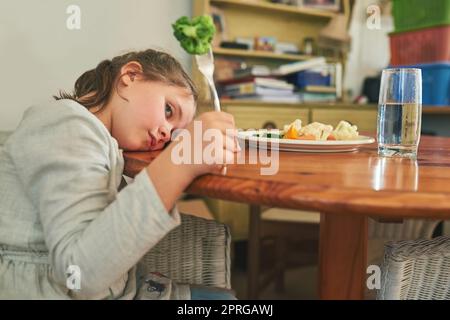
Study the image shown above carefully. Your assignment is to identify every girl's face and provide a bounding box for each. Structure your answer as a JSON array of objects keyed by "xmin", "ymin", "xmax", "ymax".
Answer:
[{"xmin": 108, "ymin": 67, "xmax": 196, "ymax": 152}]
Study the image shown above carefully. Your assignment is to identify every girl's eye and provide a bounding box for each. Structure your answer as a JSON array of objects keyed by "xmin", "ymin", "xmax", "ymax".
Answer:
[{"xmin": 165, "ymin": 104, "xmax": 174, "ymax": 119}]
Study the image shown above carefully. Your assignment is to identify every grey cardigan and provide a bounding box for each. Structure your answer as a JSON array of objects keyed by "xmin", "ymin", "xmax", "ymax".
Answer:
[{"xmin": 0, "ymin": 99, "xmax": 188, "ymax": 299}]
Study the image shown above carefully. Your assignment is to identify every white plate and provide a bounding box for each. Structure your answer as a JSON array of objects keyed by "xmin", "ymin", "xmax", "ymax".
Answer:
[{"xmin": 237, "ymin": 130, "xmax": 376, "ymax": 153}]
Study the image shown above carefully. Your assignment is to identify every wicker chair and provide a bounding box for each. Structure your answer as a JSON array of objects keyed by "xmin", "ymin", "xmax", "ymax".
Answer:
[
  {"xmin": 378, "ymin": 236, "xmax": 450, "ymax": 300},
  {"xmin": 260, "ymin": 208, "xmax": 441, "ymax": 295},
  {"xmin": 367, "ymin": 219, "xmax": 441, "ymax": 267},
  {"xmin": 140, "ymin": 214, "xmax": 232, "ymax": 289}
]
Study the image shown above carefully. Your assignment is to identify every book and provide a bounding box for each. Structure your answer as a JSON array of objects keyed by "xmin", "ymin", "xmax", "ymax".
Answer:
[
  {"xmin": 304, "ymin": 85, "xmax": 337, "ymax": 93},
  {"xmin": 224, "ymin": 83, "xmax": 294, "ymax": 97},
  {"xmin": 234, "ymin": 65, "xmax": 272, "ymax": 78},
  {"xmin": 334, "ymin": 62, "xmax": 343, "ymax": 99},
  {"xmin": 303, "ymin": 2, "xmax": 340, "ymax": 12},
  {"xmin": 299, "ymin": 92, "xmax": 337, "ymax": 102},
  {"xmin": 221, "ymin": 78, "xmax": 294, "ymax": 90},
  {"xmin": 229, "ymin": 94, "xmax": 303, "ymax": 103},
  {"xmin": 275, "ymin": 42, "xmax": 300, "ymax": 54},
  {"xmin": 271, "ymin": 57, "xmax": 327, "ymax": 76},
  {"xmin": 214, "ymin": 57, "xmax": 243, "ymax": 82}
]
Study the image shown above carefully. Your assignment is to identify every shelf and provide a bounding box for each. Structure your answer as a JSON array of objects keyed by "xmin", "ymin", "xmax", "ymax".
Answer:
[
  {"xmin": 213, "ymin": 47, "xmax": 312, "ymax": 61},
  {"xmin": 219, "ymin": 100, "xmax": 378, "ymax": 109},
  {"xmin": 200, "ymin": 100, "xmax": 450, "ymax": 114},
  {"xmin": 201, "ymin": 99, "xmax": 373, "ymax": 108},
  {"xmin": 422, "ymin": 106, "xmax": 450, "ymax": 114},
  {"xmin": 211, "ymin": 0, "xmax": 337, "ymax": 19},
  {"xmin": 213, "ymin": 47, "xmax": 339, "ymax": 62}
]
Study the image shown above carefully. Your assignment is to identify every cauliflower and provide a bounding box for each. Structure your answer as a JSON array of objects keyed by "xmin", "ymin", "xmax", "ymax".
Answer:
[
  {"xmin": 300, "ymin": 122, "xmax": 334, "ymax": 141},
  {"xmin": 283, "ymin": 119, "xmax": 302, "ymax": 133},
  {"xmin": 172, "ymin": 15, "xmax": 216, "ymax": 55},
  {"xmin": 332, "ymin": 121, "xmax": 359, "ymax": 140},
  {"xmin": 281, "ymin": 119, "xmax": 359, "ymax": 141},
  {"xmin": 282, "ymin": 119, "xmax": 302, "ymax": 139}
]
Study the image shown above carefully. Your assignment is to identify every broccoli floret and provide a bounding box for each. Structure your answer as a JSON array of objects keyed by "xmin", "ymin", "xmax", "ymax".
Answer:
[{"xmin": 172, "ymin": 15, "xmax": 216, "ymax": 55}]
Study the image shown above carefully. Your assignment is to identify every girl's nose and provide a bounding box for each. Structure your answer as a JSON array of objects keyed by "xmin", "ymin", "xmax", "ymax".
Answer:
[{"xmin": 158, "ymin": 125, "xmax": 171, "ymax": 143}]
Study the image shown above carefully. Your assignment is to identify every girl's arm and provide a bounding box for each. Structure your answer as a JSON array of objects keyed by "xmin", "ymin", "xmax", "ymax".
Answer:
[{"xmin": 146, "ymin": 148, "xmax": 194, "ymax": 212}]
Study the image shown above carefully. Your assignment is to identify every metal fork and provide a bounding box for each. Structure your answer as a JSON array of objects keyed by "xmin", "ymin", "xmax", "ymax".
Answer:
[
  {"xmin": 195, "ymin": 47, "xmax": 221, "ymax": 112},
  {"xmin": 196, "ymin": 48, "xmax": 230, "ymax": 175}
]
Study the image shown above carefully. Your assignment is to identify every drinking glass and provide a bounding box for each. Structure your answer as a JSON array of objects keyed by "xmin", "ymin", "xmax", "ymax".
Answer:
[{"xmin": 377, "ymin": 68, "xmax": 422, "ymax": 158}]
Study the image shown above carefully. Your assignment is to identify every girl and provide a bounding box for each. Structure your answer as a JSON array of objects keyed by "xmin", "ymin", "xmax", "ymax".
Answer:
[{"xmin": 0, "ymin": 49, "xmax": 238, "ymax": 299}]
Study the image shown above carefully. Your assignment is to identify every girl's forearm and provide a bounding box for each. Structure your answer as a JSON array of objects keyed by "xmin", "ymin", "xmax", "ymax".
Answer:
[{"xmin": 145, "ymin": 148, "xmax": 195, "ymax": 212}]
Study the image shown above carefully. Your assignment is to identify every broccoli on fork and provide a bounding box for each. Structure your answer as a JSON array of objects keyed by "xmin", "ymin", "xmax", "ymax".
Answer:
[{"xmin": 172, "ymin": 15, "xmax": 216, "ymax": 55}]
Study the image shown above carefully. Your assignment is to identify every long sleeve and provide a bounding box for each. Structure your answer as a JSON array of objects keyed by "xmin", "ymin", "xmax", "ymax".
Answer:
[{"xmin": 5, "ymin": 102, "xmax": 180, "ymax": 298}]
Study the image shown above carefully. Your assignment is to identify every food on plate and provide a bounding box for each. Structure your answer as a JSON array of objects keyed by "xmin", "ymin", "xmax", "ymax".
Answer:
[
  {"xmin": 283, "ymin": 119, "xmax": 303, "ymax": 139},
  {"xmin": 299, "ymin": 122, "xmax": 334, "ymax": 141},
  {"xmin": 332, "ymin": 120, "xmax": 359, "ymax": 141},
  {"xmin": 256, "ymin": 119, "xmax": 360, "ymax": 141},
  {"xmin": 172, "ymin": 15, "xmax": 216, "ymax": 55}
]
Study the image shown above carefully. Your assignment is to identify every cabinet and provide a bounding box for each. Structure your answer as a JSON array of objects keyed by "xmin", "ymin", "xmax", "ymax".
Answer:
[
  {"xmin": 311, "ymin": 108, "xmax": 377, "ymax": 131},
  {"xmin": 221, "ymin": 104, "xmax": 310, "ymax": 129}
]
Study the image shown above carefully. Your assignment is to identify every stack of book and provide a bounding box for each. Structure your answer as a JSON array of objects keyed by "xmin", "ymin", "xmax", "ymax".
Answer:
[
  {"xmin": 219, "ymin": 76, "xmax": 300, "ymax": 103},
  {"xmin": 216, "ymin": 57, "xmax": 341, "ymax": 103},
  {"xmin": 299, "ymin": 86, "xmax": 338, "ymax": 103},
  {"xmin": 287, "ymin": 63, "xmax": 342, "ymax": 103}
]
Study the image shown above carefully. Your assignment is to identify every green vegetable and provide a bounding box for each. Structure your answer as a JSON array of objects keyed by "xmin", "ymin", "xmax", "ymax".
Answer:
[
  {"xmin": 172, "ymin": 15, "xmax": 216, "ymax": 55},
  {"xmin": 266, "ymin": 133, "xmax": 283, "ymax": 139},
  {"xmin": 254, "ymin": 133, "xmax": 283, "ymax": 139}
]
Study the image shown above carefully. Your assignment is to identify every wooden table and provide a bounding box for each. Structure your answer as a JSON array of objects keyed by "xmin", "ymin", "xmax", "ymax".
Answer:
[{"xmin": 124, "ymin": 135, "xmax": 450, "ymax": 300}]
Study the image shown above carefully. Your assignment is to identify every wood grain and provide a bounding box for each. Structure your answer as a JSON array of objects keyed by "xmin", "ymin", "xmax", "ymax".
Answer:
[
  {"xmin": 124, "ymin": 135, "xmax": 450, "ymax": 220},
  {"xmin": 319, "ymin": 213, "xmax": 368, "ymax": 299}
]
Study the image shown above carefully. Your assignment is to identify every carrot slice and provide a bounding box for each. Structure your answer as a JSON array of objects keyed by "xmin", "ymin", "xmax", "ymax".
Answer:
[
  {"xmin": 327, "ymin": 134, "xmax": 336, "ymax": 141},
  {"xmin": 284, "ymin": 126, "xmax": 299, "ymax": 139},
  {"xmin": 296, "ymin": 134, "xmax": 316, "ymax": 140}
]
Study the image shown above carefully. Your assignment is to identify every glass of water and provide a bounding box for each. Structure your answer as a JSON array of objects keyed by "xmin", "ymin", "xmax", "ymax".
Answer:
[{"xmin": 377, "ymin": 68, "xmax": 422, "ymax": 158}]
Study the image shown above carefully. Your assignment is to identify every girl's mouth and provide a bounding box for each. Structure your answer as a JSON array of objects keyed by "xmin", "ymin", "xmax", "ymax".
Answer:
[{"xmin": 147, "ymin": 132, "xmax": 156, "ymax": 148}]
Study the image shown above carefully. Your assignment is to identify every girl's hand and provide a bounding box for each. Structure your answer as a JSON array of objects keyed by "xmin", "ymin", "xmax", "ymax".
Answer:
[
  {"xmin": 146, "ymin": 111, "xmax": 240, "ymax": 211},
  {"xmin": 180, "ymin": 111, "xmax": 240, "ymax": 178}
]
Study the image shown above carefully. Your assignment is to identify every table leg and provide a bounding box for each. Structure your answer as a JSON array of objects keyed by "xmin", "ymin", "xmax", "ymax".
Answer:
[
  {"xmin": 319, "ymin": 213, "xmax": 368, "ymax": 300},
  {"xmin": 247, "ymin": 205, "xmax": 261, "ymax": 299}
]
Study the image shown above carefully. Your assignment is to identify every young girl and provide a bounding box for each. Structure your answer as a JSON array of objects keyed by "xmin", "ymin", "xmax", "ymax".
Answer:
[{"xmin": 0, "ymin": 49, "xmax": 238, "ymax": 299}]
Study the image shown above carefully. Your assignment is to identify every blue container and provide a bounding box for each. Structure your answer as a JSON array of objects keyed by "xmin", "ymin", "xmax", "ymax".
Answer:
[
  {"xmin": 397, "ymin": 62, "xmax": 450, "ymax": 106},
  {"xmin": 287, "ymin": 70, "xmax": 331, "ymax": 89}
]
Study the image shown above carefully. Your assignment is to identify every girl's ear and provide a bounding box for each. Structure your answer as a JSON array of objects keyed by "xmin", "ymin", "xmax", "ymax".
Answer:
[{"xmin": 119, "ymin": 61, "xmax": 143, "ymax": 86}]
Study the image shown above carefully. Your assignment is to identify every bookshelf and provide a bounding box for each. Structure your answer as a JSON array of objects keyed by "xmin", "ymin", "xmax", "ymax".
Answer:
[
  {"xmin": 210, "ymin": 0, "xmax": 337, "ymax": 18},
  {"xmin": 194, "ymin": 0, "xmax": 350, "ymax": 102},
  {"xmin": 213, "ymin": 47, "xmax": 340, "ymax": 62}
]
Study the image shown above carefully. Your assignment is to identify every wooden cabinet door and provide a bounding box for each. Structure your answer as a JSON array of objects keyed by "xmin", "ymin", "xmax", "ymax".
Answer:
[
  {"xmin": 312, "ymin": 109, "xmax": 378, "ymax": 132},
  {"xmin": 223, "ymin": 105, "xmax": 310, "ymax": 130}
]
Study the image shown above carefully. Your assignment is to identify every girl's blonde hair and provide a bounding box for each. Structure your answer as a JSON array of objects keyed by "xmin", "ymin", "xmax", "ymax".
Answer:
[{"xmin": 54, "ymin": 49, "xmax": 198, "ymax": 111}]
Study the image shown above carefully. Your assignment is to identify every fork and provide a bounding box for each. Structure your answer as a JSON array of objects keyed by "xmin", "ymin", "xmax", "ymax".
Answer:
[
  {"xmin": 195, "ymin": 47, "xmax": 221, "ymax": 112},
  {"xmin": 196, "ymin": 48, "xmax": 229, "ymax": 175}
]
